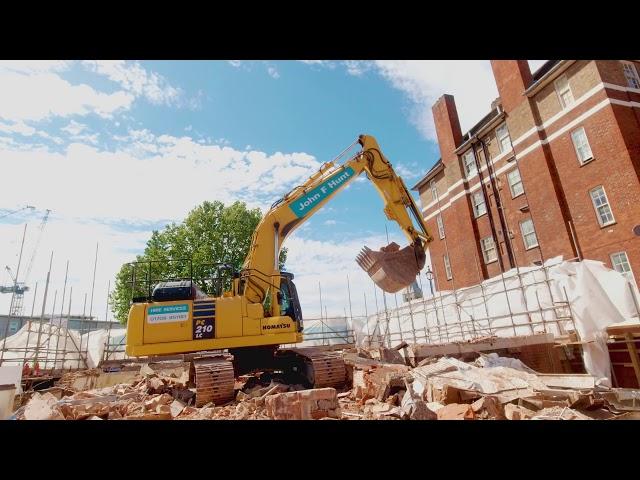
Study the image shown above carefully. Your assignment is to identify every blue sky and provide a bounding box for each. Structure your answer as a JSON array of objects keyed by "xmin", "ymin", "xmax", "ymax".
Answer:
[{"xmin": 0, "ymin": 60, "xmax": 545, "ymax": 319}]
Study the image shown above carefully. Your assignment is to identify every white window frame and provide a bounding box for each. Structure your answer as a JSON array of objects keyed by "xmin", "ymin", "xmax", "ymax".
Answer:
[
  {"xmin": 590, "ymin": 185, "xmax": 615, "ymax": 227},
  {"xmin": 610, "ymin": 251, "xmax": 631, "ymax": 273},
  {"xmin": 436, "ymin": 213, "xmax": 445, "ymax": 239},
  {"xmin": 480, "ymin": 236, "xmax": 497, "ymax": 264},
  {"xmin": 430, "ymin": 179, "xmax": 438, "ymax": 201},
  {"xmin": 610, "ymin": 251, "xmax": 636, "ymax": 286},
  {"xmin": 506, "ymin": 168, "xmax": 524, "ymax": 198},
  {"xmin": 571, "ymin": 127, "xmax": 594, "ymax": 165},
  {"xmin": 495, "ymin": 123, "xmax": 511, "ymax": 154},
  {"xmin": 554, "ymin": 75, "xmax": 575, "ymax": 109},
  {"xmin": 621, "ymin": 61, "xmax": 640, "ymax": 89},
  {"xmin": 443, "ymin": 254, "xmax": 452, "ymax": 280},
  {"xmin": 462, "ymin": 150, "xmax": 477, "ymax": 178},
  {"xmin": 472, "ymin": 191, "xmax": 487, "ymax": 218},
  {"xmin": 519, "ymin": 218, "xmax": 539, "ymax": 250}
]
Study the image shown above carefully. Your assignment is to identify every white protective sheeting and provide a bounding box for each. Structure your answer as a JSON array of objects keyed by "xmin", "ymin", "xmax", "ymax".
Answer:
[
  {"xmin": 352, "ymin": 258, "xmax": 640, "ymax": 385},
  {"xmin": 0, "ymin": 323, "xmax": 128, "ymax": 370}
]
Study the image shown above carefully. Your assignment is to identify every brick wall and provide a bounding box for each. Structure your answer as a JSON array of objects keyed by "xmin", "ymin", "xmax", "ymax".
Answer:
[{"xmin": 417, "ymin": 60, "xmax": 640, "ymax": 290}]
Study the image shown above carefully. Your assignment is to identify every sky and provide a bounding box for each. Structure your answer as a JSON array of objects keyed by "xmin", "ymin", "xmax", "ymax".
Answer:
[{"xmin": 0, "ymin": 60, "xmax": 546, "ymax": 321}]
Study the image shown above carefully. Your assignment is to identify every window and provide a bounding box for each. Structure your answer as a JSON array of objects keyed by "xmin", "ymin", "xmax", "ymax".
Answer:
[
  {"xmin": 520, "ymin": 218, "xmax": 539, "ymax": 250},
  {"xmin": 571, "ymin": 127, "xmax": 593, "ymax": 164},
  {"xmin": 554, "ymin": 75, "xmax": 574, "ymax": 109},
  {"xmin": 430, "ymin": 180, "xmax": 438, "ymax": 201},
  {"xmin": 611, "ymin": 251, "xmax": 631, "ymax": 274},
  {"xmin": 590, "ymin": 186, "xmax": 615, "ymax": 227},
  {"xmin": 622, "ymin": 61, "xmax": 640, "ymax": 89},
  {"xmin": 480, "ymin": 236, "xmax": 497, "ymax": 264},
  {"xmin": 610, "ymin": 252, "xmax": 636, "ymax": 285},
  {"xmin": 8, "ymin": 319, "xmax": 20, "ymax": 335},
  {"xmin": 436, "ymin": 213, "xmax": 445, "ymax": 239},
  {"xmin": 443, "ymin": 254, "xmax": 452, "ymax": 280},
  {"xmin": 506, "ymin": 168, "xmax": 524, "ymax": 198},
  {"xmin": 462, "ymin": 150, "xmax": 477, "ymax": 178},
  {"xmin": 472, "ymin": 191, "xmax": 487, "ymax": 217},
  {"xmin": 495, "ymin": 123, "xmax": 511, "ymax": 153}
]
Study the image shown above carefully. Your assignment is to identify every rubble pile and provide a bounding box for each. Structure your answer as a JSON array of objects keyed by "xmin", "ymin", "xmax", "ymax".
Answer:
[
  {"xmin": 336, "ymin": 347, "xmax": 640, "ymax": 420},
  {"xmin": 9, "ymin": 347, "xmax": 640, "ymax": 420}
]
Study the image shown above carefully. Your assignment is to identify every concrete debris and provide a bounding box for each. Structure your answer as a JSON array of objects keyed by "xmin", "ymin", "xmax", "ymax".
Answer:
[
  {"xmin": 474, "ymin": 353, "xmax": 537, "ymax": 373},
  {"xmin": 530, "ymin": 406, "xmax": 592, "ymax": 420},
  {"xmin": 504, "ymin": 403, "xmax": 536, "ymax": 420},
  {"xmin": 10, "ymin": 350, "xmax": 640, "ymax": 420},
  {"xmin": 23, "ymin": 392, "xmax": 65, "ymax": 420},
  {"xmin": 265, "ymin": 388, "xmax": 339, "ymax": 420}
]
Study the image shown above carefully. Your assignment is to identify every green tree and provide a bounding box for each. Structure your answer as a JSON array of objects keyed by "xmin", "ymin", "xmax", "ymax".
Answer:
[{"xmin": 110, "ymin": 201, "xmax": 287, "ymax": 324}]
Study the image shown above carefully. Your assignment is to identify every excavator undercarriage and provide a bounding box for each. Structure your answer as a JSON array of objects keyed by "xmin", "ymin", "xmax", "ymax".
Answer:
[{"xmin": 191, "ymin": 347, "xmax": 347, "ymax": 407}]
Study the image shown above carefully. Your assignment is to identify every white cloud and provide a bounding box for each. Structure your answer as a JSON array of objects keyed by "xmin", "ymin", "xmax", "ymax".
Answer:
[
  {"xmin": 0, "ymin": 121, "xmax": 36, "ymax": 136},
  {"xmin": 323, "ymin": 219, "xmax": 337, "ymax": 226},
  {"xmin": 371, "ymin": 60, "xmax": 499, "ymax": 139},
  {"xmin": 529, "ymin": 60, "xmax": 548, "ymax": 72},
  {"xmin": 60, "ymin": 120, "xmax": 87, "ymax": 136},
  {"xmin": 301, "ymin": 60, "xmax": 548, "ymax": 140},
  {"xmin": 0, "ymin": 61, "xmax": 71, "ymax": 74},
  {"xmin": 342, "ymin": 60, "xmax": 372, "ymax": 76},
  {"xmin": 228, "ymin": 60, "xmax": 242, "ymax": 67},
  {"xmin": 1, "ymin": 130, "xmax": 322, "ymax": 222},
  {"xmin": 267, "ymin": 66, "xmax": 280, "ymax": 79},
  {"xmin": 82, "ymin": 61, "xmax": 182, "ymax": 106},
  {"xmin": 298, "ymin": 60, "xmax": 336, "ymax": 68},
  {"xmin": 285, "ymin": 232, "xmax": 424, "ymax": 318},
  {"xmin": 60, "ymin": 120, "xmax": 99, "ymax": 145},
  {"xmin": 0, "ymin": 70, "xmax": 133, "ymax": 122}
]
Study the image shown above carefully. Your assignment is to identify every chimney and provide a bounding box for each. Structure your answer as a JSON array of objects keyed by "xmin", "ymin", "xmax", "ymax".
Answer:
[
  {"xmin": 432, "ymin": 94, "xmax": 463, "ymax": 165},
  {"xmin": 490, "ymin": 60, "xmax": 533, "ymax": 113}
]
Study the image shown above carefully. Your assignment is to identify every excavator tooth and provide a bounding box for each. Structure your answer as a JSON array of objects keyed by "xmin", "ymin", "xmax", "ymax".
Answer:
[{"xmin": 356, "ymin": 242, "xmax": 426, "ymax": 293}]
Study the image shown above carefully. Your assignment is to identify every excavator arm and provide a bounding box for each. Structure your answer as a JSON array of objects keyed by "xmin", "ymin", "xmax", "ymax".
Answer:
[{"xmin": 240, "ymin": 134, "xmax": 433, "ymax": 310}]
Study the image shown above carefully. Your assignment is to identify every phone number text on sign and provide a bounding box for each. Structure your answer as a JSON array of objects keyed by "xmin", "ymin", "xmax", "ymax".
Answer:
[{"xmin": 147, "ymin": 304, "xmax": 189, "ymax": 324}]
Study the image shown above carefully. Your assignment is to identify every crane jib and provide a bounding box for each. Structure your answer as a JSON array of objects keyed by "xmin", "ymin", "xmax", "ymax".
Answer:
[{"xmin": 289, "ymin": 166, "xmax": 355, "ymax": 219}]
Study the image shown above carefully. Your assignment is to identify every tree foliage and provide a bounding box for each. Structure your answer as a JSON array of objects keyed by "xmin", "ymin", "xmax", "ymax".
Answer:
[{"xmin": 110, "ymin": 201, "xmax": 287, "ymax": 324}]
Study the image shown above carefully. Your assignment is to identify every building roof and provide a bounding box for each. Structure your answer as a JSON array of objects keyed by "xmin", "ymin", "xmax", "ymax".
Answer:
[{"xmin": 412, "ymin": 158, "xmax": 443, "ymax": 191}]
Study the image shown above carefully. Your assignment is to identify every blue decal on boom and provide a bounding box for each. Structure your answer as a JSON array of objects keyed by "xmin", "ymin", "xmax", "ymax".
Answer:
[{"xmin": 289, "ymin": 166, "xmax": 355, "ymax": 219}]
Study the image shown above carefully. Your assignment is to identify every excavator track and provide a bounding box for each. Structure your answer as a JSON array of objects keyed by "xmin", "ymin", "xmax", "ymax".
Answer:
[
  {"xmin": 282, "ymin": 348, "xmax": 346, "ymax": 388},
  {"xmin": 193, "ymin": 357, "xmax": 235, "ymax": 407}
]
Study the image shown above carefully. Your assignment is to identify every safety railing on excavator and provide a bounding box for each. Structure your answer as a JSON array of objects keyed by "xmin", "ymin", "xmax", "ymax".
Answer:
[{"xmin": 125, "ymin": 259, "xmax": 236, "ymax": 302}]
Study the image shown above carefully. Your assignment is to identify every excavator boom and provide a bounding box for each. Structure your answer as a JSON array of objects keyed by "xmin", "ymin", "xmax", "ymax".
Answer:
[{"xmin": 242, "ymin": 134, "xmax": 433, "ymax": 300}]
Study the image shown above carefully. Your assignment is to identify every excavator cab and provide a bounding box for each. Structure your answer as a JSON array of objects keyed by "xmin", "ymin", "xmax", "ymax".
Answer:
[{"xmin": 278, "ymin": 272, "xmax": 303, "ymax": 332}]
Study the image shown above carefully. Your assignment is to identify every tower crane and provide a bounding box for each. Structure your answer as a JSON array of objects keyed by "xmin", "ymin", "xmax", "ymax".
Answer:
[{"xmin": 1, "ymin": 209, "xmax": 51, "ymax": 317}]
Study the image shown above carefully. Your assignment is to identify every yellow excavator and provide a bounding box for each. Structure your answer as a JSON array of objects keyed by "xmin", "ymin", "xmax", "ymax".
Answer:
[{"xmin": 125, "ymin": 135, "xmax": 432, "ymax": 405}]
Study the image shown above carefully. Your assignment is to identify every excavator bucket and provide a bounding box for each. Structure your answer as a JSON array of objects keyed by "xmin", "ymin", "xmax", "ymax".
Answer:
[{"xmin": 356, "ymin": 242, "xmax": 426, "ymax": 293}]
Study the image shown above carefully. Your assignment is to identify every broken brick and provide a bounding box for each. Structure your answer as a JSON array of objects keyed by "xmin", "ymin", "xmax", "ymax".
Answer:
[
  {"xmin": 436, "ymin": 403, "xmax": 475, "ymax": 420},
  {"xmin": 504, "ymin": 403, "xmax": 536, "ymax": 420},
  {"xmin": 265, "ymin": 388, "xmax": 339, "ymax": 420}
]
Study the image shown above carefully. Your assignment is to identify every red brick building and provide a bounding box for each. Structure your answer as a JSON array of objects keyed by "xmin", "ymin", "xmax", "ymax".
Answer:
[{"xmin": 413, "ymin": 60, "xmax": 640, "ymax": 291}]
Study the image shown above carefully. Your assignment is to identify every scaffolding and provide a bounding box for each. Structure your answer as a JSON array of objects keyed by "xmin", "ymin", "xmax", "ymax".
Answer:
[{"xmin": 358, "ymin": 260, "xmax": 580, "ymax": 349}]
